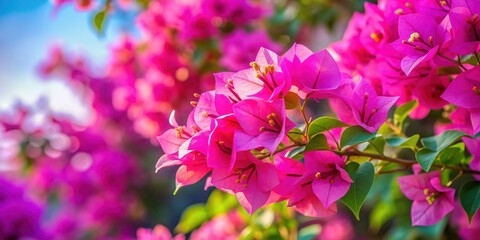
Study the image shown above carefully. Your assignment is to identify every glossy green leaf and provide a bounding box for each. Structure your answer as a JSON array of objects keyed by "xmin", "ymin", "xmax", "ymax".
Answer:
[
  {"xmin": 416, "ymin": 130, "xmax": 466, "ymax": 171},
  {"xmin": 421, "ymin": 130, "xmax": 466, "ymax": 151},
  {"xmin": 93, "ymin": 10, "xmax": 107, "ymax": 33},
  {"xmin": 460, "ymin": 181, "xmax": 480, "ymax": 222},
  {"xmin": 305, "ymin": 134, "xmax": 329, "ymax": 152},
  {"xmin": 308, "ymin": 116, "xmax": 348, "ymax": 137},
  {"xmin": 439, "ymin": 144, "xmax": 465, "ymax": 165},
  {"xmin": 287, "ymin": 146, "xmax": 305, "ymax": 160},
  {"xmin": 341, "ymin": 162, "xmax": 375, "ymax": 220},
  {"xmin": 366, "ymin": 137, "xmax": 386, "ymax": 154},
  {"xmin": 416, "ymin": 148, "xmax": 439, "ymax": 172},
  {"xmin": 175, "ymin": 204, "xmax": 209, "ymax": 233},
  {"xmin": 385, "ymin": 135, "xmax": 419, "ymax": 150},
  {"xmin": 393, "ymin": 100, "xmax": 418, "ymax": 127},
  {"xmin": 340, "ymin": 126, "xmax": 375, "ymax": 149}
]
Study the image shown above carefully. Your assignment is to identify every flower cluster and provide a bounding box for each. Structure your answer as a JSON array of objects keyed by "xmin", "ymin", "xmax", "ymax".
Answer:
[
  {"xmin": 0, "ymin": 99, "xmax": 145, "ymax": 238},
  {"xmin": 157, "ymin": 44, "xmax": 398, "ymax": 216},
  {"xmin": 0, "ymin": 177, "xmax": 46, "ymax": 239},
  {"xmin": 46, "ymin": 0, "xmax": 283, "ymax": 140},
  {"xmin": 333, "ymin": 0, "xmax": 480, "ymax": 133}
]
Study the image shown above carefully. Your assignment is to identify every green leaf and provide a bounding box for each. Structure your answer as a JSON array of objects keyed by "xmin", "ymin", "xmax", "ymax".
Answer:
[
  {"xmin": 460, "ymin": 181, "xmax": 480, "ymax": 222},
  {"xmin": 93, "ymin": 10, "xmax": 107, "ymax": 33},
  {"xmin": 416, "ymin": 130, "xmax": 467, "ymax": 171},
  {"xmin": 285, "ymin": 91, "xmax": 300, "ymax": 110},
  {"xmin": 340, "ymin": 162, "xmax": 375, "ymax": 220},
  {"xmin": 340, "ymin": 126, "xmax": 376, "ymax": 149},
  {"xmin": 416, "ymin": 148, "xmax": 439, "ymax": 172},
  {"xmin": 366, "ymin": 137, "xmax": 386, "ymax": 154},
  {"xmin": 385, "ymin": 135, "xmax": 419, "ymax": 150},
  {"xmin": 422, "ymin": 130, "xmax": 466, "ymax": 151},
  {"xmin": 308, "ymin": 116, "xmax": 348, "ymax": 138},
  {"xmin": 439, "ymin": 144, "xmax": 465, "ymax": 165},
  {"xmin": 393, "ymin": 100, "xmax": 418, "ymax": 127},
  {"xmin": 175, "ymin": 204, "xmax": 209, "ymax": 233},
  {"xmin": 206, "ymin": 190, "xmax": 238, "ymax": 216},
  {"xmin": 287, "ymin": 146, "xmax": 305, "ymax": 160},
  {"xmin": 305, "ymin": 134, "xmax": 329, "ymax": 152}
]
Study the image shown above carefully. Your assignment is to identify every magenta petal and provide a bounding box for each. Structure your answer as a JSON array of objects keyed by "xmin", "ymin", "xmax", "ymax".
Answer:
[
  {"xmin": 157, "ymin": 129, "xmax": 185, "ymax": 155},
  {"xmin": 255, "ymin": 47, "xmax": 279, "ymax": 67},
  {"xmin": 300, "ymin": 49, "xmax": 341, "ymax": 90},
  {"xmin": 283, "ymin": 43, "xmax": 313, "ymax": 62},
  {"xmin": 401, "ymin": 46, "xmax": 438, "ymax": 76},
  {"xmin": 231, "ymin": 69, "xmax": 264, "ymax": 99},
  {"xmin": 471, "ymin": 110, "xmax": 480, "ymax": 135},
  {"xmin": 398, "ymin": 172, "xmax": 440, "ymax": 201},
  {"xmin": 292, "ymin": 192, "xmax": 337, "ymax": 218},
  {"xmin": 441, "ymin": 67, "xmax": 480, "ymax": 109},
  {"xmin": 155, "ymin": 154, "xmax": 181, "ymax": 173},
  {"xmin": 411, "ymin": 194, "xmax": 454, "ymax": 226},
  {"xmin": 312, "ymin": 176, "xmax": 351, "ymax": 208},
  {"xmin": 237, "ymin": 187, "xmax": 270, "ymax": 214},
  {"xmin": 232, "ymin": 99, "xmax": 272, "ymax": 135},
  {"xmin": 175, "ymin": 164, "xmax": 210, "ymax": 189},
  {"xmin": 255, "ymin": 162, "xmax": 280, "ymax": 192}
]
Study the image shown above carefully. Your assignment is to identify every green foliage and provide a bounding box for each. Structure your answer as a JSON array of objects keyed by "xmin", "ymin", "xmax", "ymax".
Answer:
[
  {"xmin": 305, "ymin": 134, "xmax": 329, "ymax": 152},
  {"xmin": 460, "ymin": 181, "xmax": 480, "ymax": 222},
  {"xmin": 341, "ymin": 162, "xmax": 375, "ymax": 220},
  {"xmin": 385, "ymin": 135, "xmax": 419, "ymax": 151},
  {"xmin": 393, "ymin": 100, "xmax": 418, "ymax": 131},
  {"xmin": 308, "ymin": 116, "xmax": 348, "ymax": 138},
  {"xmin": 175, "ymin": 204, "xmax": 210, "ymax": 233},
  {"xmin": 416, "ymin": 130, "xmax": 466, "ymax": 171},
  {"xmin": 340, "ymin": 126, "xmax": 376, "ymax": 149}
]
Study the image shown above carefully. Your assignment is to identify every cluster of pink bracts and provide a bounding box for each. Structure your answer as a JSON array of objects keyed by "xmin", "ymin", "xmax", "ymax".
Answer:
[{"xmin": 157, "ymin": 43, "xmax": 398, "ymax": 217}]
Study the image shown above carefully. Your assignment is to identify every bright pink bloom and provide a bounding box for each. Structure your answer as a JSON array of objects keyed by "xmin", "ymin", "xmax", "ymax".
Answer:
[
  {"xmin": 304, "ymin": 151, "xmax": 352, "ymax": 208},
  {"xmin": 393, "ymin": 13, "xmax": 450, "ymax": 75},
  {"xmin": 211, "ymin": 152, "xmax": 279, "ymax": 214},
  {"xmin": 351, "ymin": 79, "xmax": 398, "ymax": 132},
  {"xmin": 398, "ymin": 171, "xmax": 455, "ymax": 226},
  {"xmin": 232, "ymin": 98, "xmax": 295, "ymax": 153},
  {"xmin": 442, "ymin": 66, "xmax": 480, "ymax": 109}
]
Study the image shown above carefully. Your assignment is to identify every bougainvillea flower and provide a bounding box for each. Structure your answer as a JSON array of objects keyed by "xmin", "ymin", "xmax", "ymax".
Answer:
[
  {"xmin": 304, "ymin": 151, "xmax": 352, "ymax": 208},
  {"xmin": 232, "ymin": 98, "xmax": 295, "ymax": 153},
  {"xmin": 230, "ymin": 47, "xmax": 290, "ymax": 100},
  {"xmin": 351, "ymin": 79, "xmax": 398, "ymax": 132},
  {"xmin": 394, "ymin": 13, "xmax": 447, "ymax": 75},
  {"xmin": 442, "ymin": 67, "xmax": 480, "ymax": 109},
  {"xmin": 211, "ymin": 152, "xmax": 279, "ymax": 214},
  {"xmin": 449, "ymin": 4, "xmax": 480, "ymax": 55},
  {"xmin": 207, "ymin": 114, "xmax": 241, "ymax": 170},
  {"xmin": 398, "ymin": 171, "xmax": 455, "ymax": 226},
  {"xmin": 282, "ymin": 44, "xmax": 341, "ymax": 96}
]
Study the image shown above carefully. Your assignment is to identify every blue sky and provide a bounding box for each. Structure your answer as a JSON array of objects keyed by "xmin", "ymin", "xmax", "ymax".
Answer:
[{"xmin": 0, "ymin": 0, "xmax": 133, "ymax": 122}]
